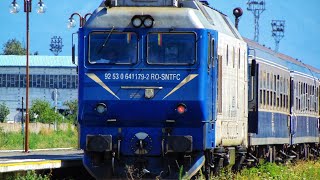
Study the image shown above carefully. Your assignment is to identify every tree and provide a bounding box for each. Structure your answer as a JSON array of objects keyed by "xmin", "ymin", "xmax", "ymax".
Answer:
[
  {"xmin": 29, "ymin": 99, "xmax": 63, "ymax": 124},
  {"xmin": 0, "ymin": 103, "xmax": 10, "ymax": 123},
  {"xmin": 64, "ymin": 100, "xmax": 78, "ymax": 124},
  {"xmin": 2, "ymin": 38, "xmax": 26, "ymax": 55}
]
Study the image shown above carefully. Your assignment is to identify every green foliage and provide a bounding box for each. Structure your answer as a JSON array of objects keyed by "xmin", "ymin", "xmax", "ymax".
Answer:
[
  {"xmin": 6, "ymin": 171, "xmax": 51, "ymax": 180},
  {"xmin": 63, "ymin": 100, "xmax": 78, "ymax": 124},
  {"xmin": 0, "ymin": 126, "xmax": 77, "ymax": 150},
  {"xmin": 233, "ymin": 161, "xmax": 320, "ymax": 180},
  {"xmin": 29, "ymin": 99, "xmax": 63, "ymax": 124},
  {"xmin": 2, "ymin": 38, "xmax": 26, "ymax": 55},
  {"xmin": 0, "ymin": 102, "xmax": 10, "ymax": 122},
  {"xmin": 29, "ymin": 129, "xmax": 77, "ymax": 149},
  {"xmin": 178, "ymin": 165, "xmax": 183, "ymax": 180}
]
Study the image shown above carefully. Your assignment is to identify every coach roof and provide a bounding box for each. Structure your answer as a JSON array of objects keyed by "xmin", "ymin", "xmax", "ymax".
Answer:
[{"xmin": 245, "ymin": 38, "xmax": 320, "ymax": 78}]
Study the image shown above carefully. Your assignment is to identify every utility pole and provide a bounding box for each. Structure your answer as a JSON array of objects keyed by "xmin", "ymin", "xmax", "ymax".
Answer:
[
  {"xmin": 271, "ymin": 20, "xmax": 285, "ymax": 52},
  {"xmin": 10, "ymin": 0, "xmax": 47, "ymax": 153},
  {"xmin": 54, "ymin": 88, "xmax": 58, "ymax": 131},
  {"xmin": 247, "ymin": 0, "xmax": 266, "ymax": 42}
]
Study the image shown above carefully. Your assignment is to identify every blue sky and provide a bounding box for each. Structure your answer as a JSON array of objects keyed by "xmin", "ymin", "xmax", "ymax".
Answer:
[{"xmin": 0, "ymin": 0, "xmax": 319, "ymax": 68}]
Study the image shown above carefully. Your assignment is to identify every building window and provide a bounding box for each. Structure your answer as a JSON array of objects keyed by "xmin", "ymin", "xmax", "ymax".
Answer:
[{"xmin": 0, "ymin": 73, "xmax": 78, "ymax": 89}]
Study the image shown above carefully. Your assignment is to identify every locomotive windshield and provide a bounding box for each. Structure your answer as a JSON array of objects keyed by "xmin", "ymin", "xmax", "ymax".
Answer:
[
  {"xmin": 147, "ymin": 33, "xmax": 196, "ymax": 65},
  {"xmin": 88, "ymin": 32, "xmax": 138, "ymax": 64}
]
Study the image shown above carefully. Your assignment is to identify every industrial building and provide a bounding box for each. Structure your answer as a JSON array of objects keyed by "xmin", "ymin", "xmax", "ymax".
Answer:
[{"xmin": 0, "ymin": 55, "xmax": 77, "ymax": 122}]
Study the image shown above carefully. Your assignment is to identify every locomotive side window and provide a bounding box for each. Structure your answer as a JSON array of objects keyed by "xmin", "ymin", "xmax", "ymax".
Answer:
[
  {"xmin": 210, "ymin": 38, "xmax": 215, "ymax": 67},
  {"xmin": 147, "ymin": 33, "xmax": 196, "ymax": 65},
  {"xmin": 88, "ymin": 32, "xmax": 138, "ymax": 64}
]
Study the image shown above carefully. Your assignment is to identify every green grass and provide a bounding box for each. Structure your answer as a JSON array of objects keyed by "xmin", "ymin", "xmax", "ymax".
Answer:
[
  {"xmin": 1, "ymin": 171, "xmax": 51, "ymax": 180},
  {"xmin": 212, "ymin": 160, "xmax": 320, "ymax": 180},
  {"xmin": 0, "ymin": 126, "xmax": 77, "ymax": 150}
]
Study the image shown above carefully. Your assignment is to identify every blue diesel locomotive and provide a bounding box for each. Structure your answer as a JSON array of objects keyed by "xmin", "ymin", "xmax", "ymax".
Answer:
[{"xmin": 72, "ymin": 0, "xmax": 320, "ymax": 179}]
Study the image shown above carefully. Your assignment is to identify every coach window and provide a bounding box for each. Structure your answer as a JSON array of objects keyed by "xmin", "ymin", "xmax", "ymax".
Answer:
[
  {"xmin": 298, "ymin": 82, "xmax": 301, "ymax": 111},
  {"xmin": 307, "ymin": 85, "xmax": 310, "ymax": 112},
  {"xmin": 295, "ymin": 82, "xmax": 298, "ymax": 111},
  {"xmin": 266, "ymin": 72, "xmax": 270, "ymax": 106},
  {"xmin": 280, "ymin": 76, "xmax": 283, "ymax": 109},
  {"xmin": 286, "ymin": 78, "xmax": 288, "ymax": 109},
  {"xmin": 298, "ymin": 82, "xmax": 301, "ymax": 112},
  {"xmin": 310, "ymin": 86, "xmax": 315, "ymax": 113},
  {"xmin": 273, "ymin": 75, "xmax": 276, "ymax": 107},
  {"xmin": 312, "ymin": 85, "xmax": 315, "ymax": 112},
  {"xmin": 316, "ymin": 86, "xmax": 318, "ymax": 113},
  {"xmin": 259, "ymin": 75, "xmax": 263, "ymax": 106},
  {"xmin": 304, "ymin": 83, "xmax": 307, "ymax": 111},
  {"xmin": 270, "ymin": 73, "xmax": 274, "ymax": 109},
  {"xmin": 317, "ymin": 87, "xmax": 319, "ymax": 113},
  {"xmin": 147, "ymin": 33, "xmax": 195, "ymax": 65},
  {"xmin": 263, "ymin": 71, "xmax": 267, "ymax": 107},
  {"xmin": 301, "ymin": 82, "xmax": 304, "ymax": 112},
  {"xmin": 284, "ymin": 77, "xmax": 286, "ymax": 110},
  {"xmin": 276, "ymin": 75, "xmax": 279, "ymax": 108},
  {"xmin": 89, "ymin": 32, "xmax": 138, "ymax": 64},
  {"xmin": 259, "ymin": 70, "xmax": 262, "ymax": 105},
  {"xmin": 286, "ymin": 79, "xmax": 289, "ymax": 111},
  {"xmin": 313, "ymin": 85, "xmax": 316, "ymax": 112}
]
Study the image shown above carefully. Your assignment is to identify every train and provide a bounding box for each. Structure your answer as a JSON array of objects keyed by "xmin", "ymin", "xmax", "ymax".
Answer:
[{"xmin": 72, "ymin": 0, "xmax": 320, "ymax": 179}]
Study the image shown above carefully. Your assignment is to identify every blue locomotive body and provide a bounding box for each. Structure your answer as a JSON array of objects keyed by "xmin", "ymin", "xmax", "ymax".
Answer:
[
  {"xmin": 75, "ymin": 1, "xmax": 238, "ymax": 178},
  {"xmin": 74, "ymin": 0, "xmax": 320, "ymax": 179}
]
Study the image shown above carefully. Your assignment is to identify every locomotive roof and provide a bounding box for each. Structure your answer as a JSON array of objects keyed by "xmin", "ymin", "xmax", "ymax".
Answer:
[
  {"xmin": 245, "ymin": 38, "xmax": 320, "ymax": 79},
  {"xmin": 85, "ymin": 0, "xmax": 242, "ymax": 39}
]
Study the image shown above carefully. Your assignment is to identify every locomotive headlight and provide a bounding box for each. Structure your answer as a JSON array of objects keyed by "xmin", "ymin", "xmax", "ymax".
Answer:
[
  {"xmin": 96, "ymin": 103, "xmax": 107, "ymax": 114},
  {"xmin": 131, "ymin": 16, "xmax": 143, "ymax": 28},
  {"xmin": 143, "ymin": 17, "xmax": 154, "ymax": 28},
  {"xmin": 176, "ymin": 104, "xmax": 187, "ymax": 114}
]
